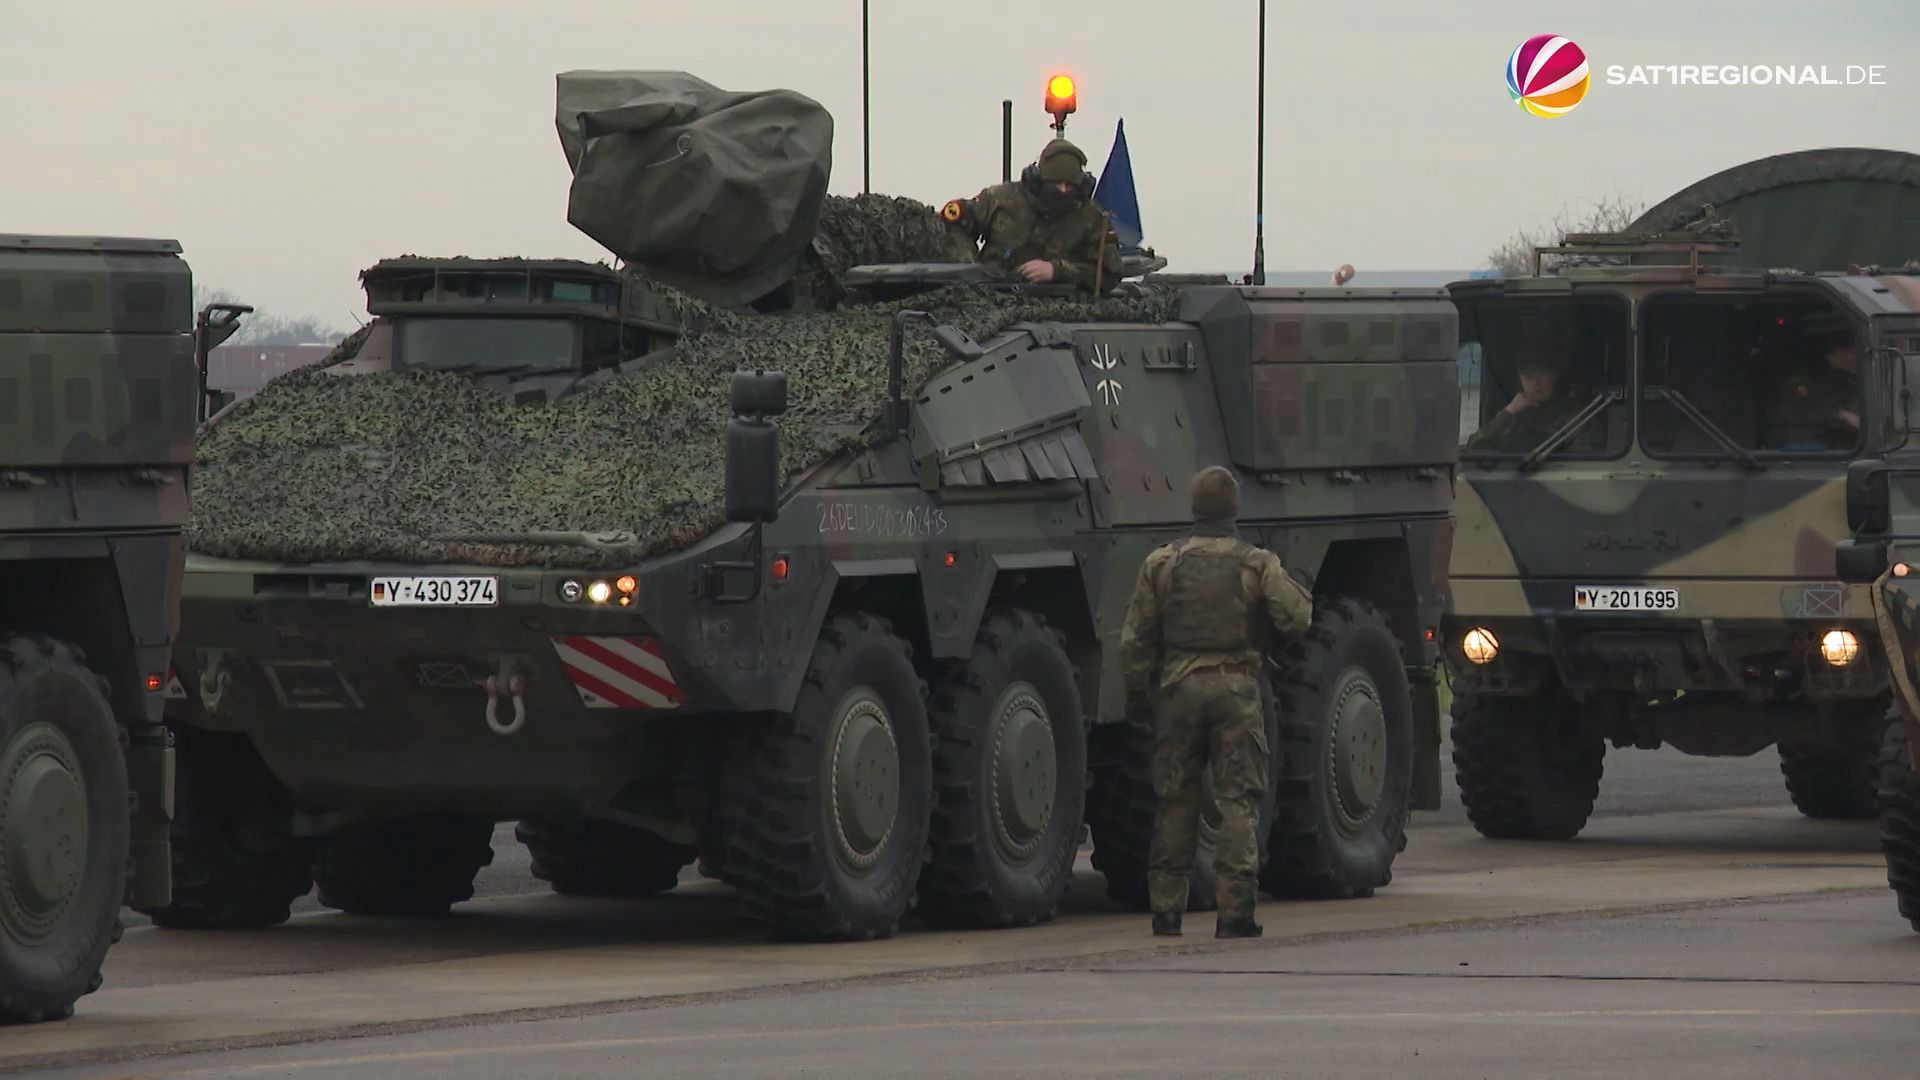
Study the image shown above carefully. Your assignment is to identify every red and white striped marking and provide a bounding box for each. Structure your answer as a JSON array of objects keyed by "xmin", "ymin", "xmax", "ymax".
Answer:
[{"xmin": 550, "ymin": 636, "xmax": 684, "ymax": 710}]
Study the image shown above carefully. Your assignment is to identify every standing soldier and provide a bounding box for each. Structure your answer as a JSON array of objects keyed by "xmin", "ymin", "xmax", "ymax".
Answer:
[{"xmin": 1119, "ymin": 466, "xmax": 1314, "ymax": 938}]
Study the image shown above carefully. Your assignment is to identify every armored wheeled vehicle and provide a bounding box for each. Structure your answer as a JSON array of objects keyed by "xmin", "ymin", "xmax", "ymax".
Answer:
[
  {"xmin": 1833, "ymin": 407, "xmax": 1920, "ymax": 931},
  {"xmin": 138, "ymin": 72, "xmax": 1460, "ymax": 941},
  {"xmin": 1442, "ymin": 148, "xmax": 1920, "ymax": 841},
  {"xmin": 0, "ymin": 235, "xmax": 237, "ymax": 1023}
]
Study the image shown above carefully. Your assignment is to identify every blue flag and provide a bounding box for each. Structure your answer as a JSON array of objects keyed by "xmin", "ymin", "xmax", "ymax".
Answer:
[{"xmin": 1093, "ymin": 119, "xmax": 1143, "ymax": 251}]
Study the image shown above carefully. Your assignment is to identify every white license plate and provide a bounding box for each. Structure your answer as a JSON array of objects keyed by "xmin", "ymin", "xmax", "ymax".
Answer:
[
  {"xmin": 369, "ymin": 576, "xmax": 499, "ymax": 607},
  {"xmin": 1573, "ymin": 585, "xmax": 1679, "ymax": 612}
]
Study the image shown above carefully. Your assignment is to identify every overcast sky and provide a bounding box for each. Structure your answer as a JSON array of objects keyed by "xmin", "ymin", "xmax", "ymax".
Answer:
[{"xmin": 3, "ymin": 0, "xmax": 1915, "ymax": 331}]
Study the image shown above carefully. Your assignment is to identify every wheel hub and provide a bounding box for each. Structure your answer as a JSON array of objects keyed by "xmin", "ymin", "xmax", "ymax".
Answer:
[
  {"xmin": 1328, "ymin": 668, "xmax": 1387, "ymax": 832},
  {"xmin": 829, "ymin": 689, "xmax": 898, "ymax": 872},
  {"xmin": 988, "ymin": 682, "xmax": 1056, "ymax": 862},
  {"xmin": 0, "ymin": 722, "xmax": 89, "ymax": 944}
]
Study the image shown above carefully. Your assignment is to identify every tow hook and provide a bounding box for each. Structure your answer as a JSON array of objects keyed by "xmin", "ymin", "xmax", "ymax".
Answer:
[
  {"xmin": 199, "ymin": 652, "xmax": 232, "ymax": 714},
  {"xmin": 482, "ymin": 662, "xmax": 527, "ymax": 736}
]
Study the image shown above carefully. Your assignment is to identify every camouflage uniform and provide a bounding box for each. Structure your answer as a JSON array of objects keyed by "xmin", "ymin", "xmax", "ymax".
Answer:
[
  {"xmin": 942, "ymin": 138, "xmax": 1122, "ymax": 295},
  {"xmin": 1119, "ymin": 466, "xmax": 1313, "ymax": 937},
  {"xmin": 1464, "ymin": 396, "xmax": 1580, "ymax": 453}
]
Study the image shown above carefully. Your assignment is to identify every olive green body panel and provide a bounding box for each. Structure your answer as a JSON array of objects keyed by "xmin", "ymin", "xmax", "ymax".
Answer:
[
  {"xmin": 1873, "ymin": 570, "xmax": 1920, "ymax": 778},
  {"xmin": 1852, "ymin": 465, "xmax": 1920, "ymax": 769},
  {"xmin": 170, "ymin": 287, "xmax": 1456, "ymax": 818},
  {"xmin": 0, "ymin": 235, "xmax": 200, "ymax": 917}
]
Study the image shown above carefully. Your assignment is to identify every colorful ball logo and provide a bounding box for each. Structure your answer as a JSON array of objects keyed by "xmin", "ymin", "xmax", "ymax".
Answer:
[{"xmin": 1507, "ymin": 34, "xmax": 1590, "ymax": 117}]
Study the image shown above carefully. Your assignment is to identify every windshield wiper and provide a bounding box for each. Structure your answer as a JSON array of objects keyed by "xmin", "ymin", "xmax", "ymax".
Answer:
[
  {"xmin": 1643, "ymin": 386, "xmax": 1764, "ymax": 471},
  {"xmin": 1516, "ymin": 388, "xmax": 1621, "ymax": 472}
]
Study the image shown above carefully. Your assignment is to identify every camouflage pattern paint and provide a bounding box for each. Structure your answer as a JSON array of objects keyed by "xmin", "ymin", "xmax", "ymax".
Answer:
[
  {"xmin": 1444, "ymin": 267, "xmax": 1920, "ymax": 725},
  {"xmin": 942, "ymin": 178, "xmax": 1121, "ymax": 293},
  {"xmin": 0, "ymin": 234, "xmax": 200, "ymax": 1021}
]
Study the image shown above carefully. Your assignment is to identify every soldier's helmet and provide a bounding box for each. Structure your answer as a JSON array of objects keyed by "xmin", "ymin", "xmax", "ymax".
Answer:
[
  {"xmin": 1036, "ymin": 138, "xmax": 1088, "ymax": 183},
  {"xmin": 1190, "ymin": 466, "xmax": 1240, "ymax": 520}
]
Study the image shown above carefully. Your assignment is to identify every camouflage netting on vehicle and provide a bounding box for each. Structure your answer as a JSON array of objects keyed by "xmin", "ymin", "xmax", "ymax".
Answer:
[
  {"xmin": 186, "ymin": 284, "xmax": 1182, "ymax": 569},
  {"xmin": 809, "ymin": 193, "xmax": 976, "ymax": 281}
]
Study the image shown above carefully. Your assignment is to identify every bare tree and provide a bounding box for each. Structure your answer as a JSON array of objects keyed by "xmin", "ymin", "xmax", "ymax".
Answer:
[
  {"xmin": 193, "ymin": 286, "xmax": 349, "ymax": 346},
  {"xmin": 1485, "ymin": 192, "xmax": 1646, "ymax": 278}
]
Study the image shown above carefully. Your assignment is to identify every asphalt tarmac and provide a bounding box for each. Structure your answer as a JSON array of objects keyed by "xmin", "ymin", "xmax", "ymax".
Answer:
[
  {"xmin": 42, "ymin": 892, "xmax": 1916, "ymax": 1080},
  {"xmin": 20, "ymin": 721, "xmax": 1894, "ymax": 1078}
]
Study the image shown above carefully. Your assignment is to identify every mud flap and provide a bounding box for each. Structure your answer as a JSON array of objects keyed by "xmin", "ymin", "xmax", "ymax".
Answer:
[
  {"xmin": 1409, "ymin": 668, "xmax": 1442, "ymax": 811},
  {"xmin": 124, "ymin": 723, "xmax": 174, "ymax": 910}
]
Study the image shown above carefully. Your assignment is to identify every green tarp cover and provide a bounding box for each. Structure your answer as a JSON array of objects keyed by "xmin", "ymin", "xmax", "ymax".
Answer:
[
  {"xmin": 1627, "ymin": 147, "xmax": 1920, "ymax": 271},
  {"xmin": 556, "ymin": 70, "xmax": 834, "ymax": 308}
]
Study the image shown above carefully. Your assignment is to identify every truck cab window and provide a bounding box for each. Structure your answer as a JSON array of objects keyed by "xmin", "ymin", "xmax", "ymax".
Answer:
[
  {"xmin": 1639, "ymin": 293, "xmax": 1862, "ymax": 458},
  {"xmin": 1455, "ymin": 293, "xmax": 1630, "ymax": 460}
]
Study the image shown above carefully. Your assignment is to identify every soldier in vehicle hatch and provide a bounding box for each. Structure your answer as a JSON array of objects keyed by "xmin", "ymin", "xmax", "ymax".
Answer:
[
  {"xmin": 1463, "ymin": 355, "xmax": 1580, "ymax": 453},
  {"xmin": 1119, "ymin": 466, "xmax": 1313, "ymax": 940},
  {"xmin": 940, "ymin": 138, "xmax": 1122, "ymax": 294},
  {"xmin": 1764, "ymin": 333, "xmax": 1861, "ymax": 449}
]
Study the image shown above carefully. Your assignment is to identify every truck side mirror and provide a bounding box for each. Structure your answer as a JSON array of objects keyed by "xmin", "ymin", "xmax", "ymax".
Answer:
[
  {"xmin": 194, "ymin": 302, "xmax": 253, "ymax": 423},
  {"xmin": 729, "ymin": 369, "xmax": 788, "ymax": 416},
  {"xmin": 725, "ymin": 369, "xmax": 784, "ymax": 524},
  {"xmin": 1835, "ymin": 539, "xmax": 1890, "ymax": 583},
  {"xmin": 1846, "ymin": 459, "xmax": 1890, "ymax": 535},
  {"xmin": 1900, "ymin": 349, "xmax": 1920, "ymax": 440}
]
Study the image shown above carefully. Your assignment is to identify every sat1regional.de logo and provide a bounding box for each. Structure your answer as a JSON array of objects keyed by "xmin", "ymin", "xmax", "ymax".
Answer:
[{"xmin": 1507, "ymin": 34, "xmax": 1591, "ymax": 117}]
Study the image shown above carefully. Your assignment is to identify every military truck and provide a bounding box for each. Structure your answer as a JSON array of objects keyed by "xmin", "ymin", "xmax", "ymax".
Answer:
[
  {"xmin": 135, "ymin": 72, "xmax": 1459, "ymax": 941},
  {"xmin": 1441, "ymin": 148, "xmax": 1920, "ymax": 841},
  {"xmin": 0, "ymin": 235, "xmax": 236, "ymax": 1023}
]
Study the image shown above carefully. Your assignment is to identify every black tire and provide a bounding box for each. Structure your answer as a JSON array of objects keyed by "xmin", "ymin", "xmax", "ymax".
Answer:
[
  {"xmin": 1779, "ymin": 706, "xmax": 1885, "ymax": 820},
  {"xmin": 0, "ymin": 634, "xmax": 127, "ymax": 1025},
  {"xmin": 1877, "ymin": 721, "xmax": 1920, "ymax": 932},
  {"xmin": 135, "ymin": 728, "xmax": 313, "ymax": 930},
  {"xmin": 312, "ymin": 814, "xmax": 495, "ymax": 917},
  {"xmin": 919, "ymin": 609, "xmax": 1088, "ymax": 929},
  {"xmin": 1451, "ymin": 679, "xmax": 1604, "ymax": 840},
  {"xmin": 1088, "ymin": 680, "xmax": 1280, "ymax": 915},
  {"xmin": 1085, "ymin": 721, "xmax": 1155, "ymax": 912},
  {"xmin": 1262, "ymin": 597, "xmax": 1414, "ymax": 900},
  {"xmin": 717, "ymin": 611, "xmax": 932, "ymax": 941},
  {"xmin": 701, "ymin": 723, "xmax": 762, "ymax": 890},
  {"xmin": 516, "ymin": 817, "xmax": 696, "ymax": 897}
]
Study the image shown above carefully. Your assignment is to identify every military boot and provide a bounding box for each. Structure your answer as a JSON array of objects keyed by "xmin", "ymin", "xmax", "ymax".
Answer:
[
  {"xmin": 1215, "ymin": 914, "xmax": 1263, "ymax": 939},
  {"xmin": 1152, "ymin": 912, "xmax": 1182, "ymax": 937}
]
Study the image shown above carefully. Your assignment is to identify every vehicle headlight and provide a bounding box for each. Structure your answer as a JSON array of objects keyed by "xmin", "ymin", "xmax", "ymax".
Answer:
[
  {"xmin": 559, "ymin": 579, "xmax": 584, "ymax": 602},
  {"xmin": 586, "ymin": 580, "xmax": 613, "ymax": 604},
  {"xmin": 1819, "ymin": 629, "xmax": 1859, "ymax": 667},
  {"xmin": 1461, "ymin": 627, "xmax": 1499, "ymax": 665}
]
